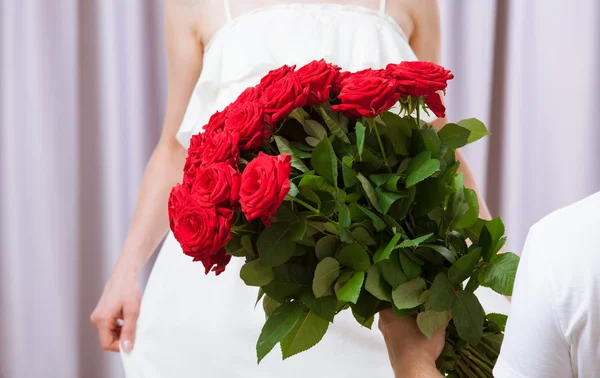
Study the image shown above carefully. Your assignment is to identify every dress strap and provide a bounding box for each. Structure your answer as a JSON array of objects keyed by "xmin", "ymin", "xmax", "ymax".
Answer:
[
  {"xmin": 224, "ymin": 0, "xmax": 233, "ymax": 21},
  {"xmin": 379, "ymin": 0, "xmax": 387, "ymax": 14}
]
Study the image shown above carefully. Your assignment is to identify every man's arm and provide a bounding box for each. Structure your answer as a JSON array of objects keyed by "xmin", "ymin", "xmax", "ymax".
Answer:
[{"xmin": 494, "ymin": 225, "xmax": 571, "ymax": 377}]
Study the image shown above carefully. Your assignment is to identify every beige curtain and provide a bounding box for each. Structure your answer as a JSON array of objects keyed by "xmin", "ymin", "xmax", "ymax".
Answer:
[{"xmin": 1, "ymin": 1, "xmax": 598, "ymax": 377}]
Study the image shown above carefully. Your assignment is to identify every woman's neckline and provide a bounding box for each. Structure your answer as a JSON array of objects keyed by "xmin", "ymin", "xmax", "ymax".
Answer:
[{"xmin": 203, "ymin": 3, "xmax": 409, "ymax": 53}]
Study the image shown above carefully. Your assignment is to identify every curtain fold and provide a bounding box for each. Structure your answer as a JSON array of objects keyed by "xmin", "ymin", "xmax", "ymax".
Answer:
[{"xmin": 1, "ymin": 1, "xmax": 598, "ymax": 377}]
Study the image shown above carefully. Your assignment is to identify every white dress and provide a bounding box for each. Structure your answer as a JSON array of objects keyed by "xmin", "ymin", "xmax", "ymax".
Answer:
[{"xmin": 122, "ymin": 2, "xmax": 510, "ymax": 377}]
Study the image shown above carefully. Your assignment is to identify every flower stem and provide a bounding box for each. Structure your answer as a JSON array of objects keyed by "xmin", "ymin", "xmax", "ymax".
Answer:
[
  {"xmin": 286, "ymin": 195, "xmax": 320, "ymax": 215},
  {"xmin": 371, "ymin": 120, "xmax": 391, "ymax": 172}
]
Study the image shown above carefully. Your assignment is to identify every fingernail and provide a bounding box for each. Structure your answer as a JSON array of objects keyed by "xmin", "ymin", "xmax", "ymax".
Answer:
[{"xmin": 122, "ymin": 340, "xmax": 133, "ymax": 353}]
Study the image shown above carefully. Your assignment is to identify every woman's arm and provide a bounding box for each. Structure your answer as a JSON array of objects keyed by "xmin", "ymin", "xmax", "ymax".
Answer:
[
  {"xmin": 90, "ymin": 0, "xmax": 204, "ymax": 353},
  {"xmin": 409, "ymin": 0, "xmax": 492, "ymax": 221}
]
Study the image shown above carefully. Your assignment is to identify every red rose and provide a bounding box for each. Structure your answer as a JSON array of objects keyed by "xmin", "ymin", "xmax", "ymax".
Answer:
[
  {"xmin": 186, "ymin": 133, "xmax": 205, "ymax": 166},
  {"xmin": 257, "ymin": 66, "xmax": 308, "ymax": 124},
  {"xmin": 203, "ymin": 107, "xmax": 229, "ymax": 135},
  {"xmin": 191, "ymin": 162, "xmax": 241, "ymax": 207},
  {"xmin": 331, "ymin": 70, "xmax": 351, "ymax": 96},
  {"xmin": 424, "ymin": 92, "xmax": 446, "ymax": 118},
  {"xmin": 240, "ymin": 153, "xmax": 292, "ymax": 226},
  {"xmin": 296, "ymin": 60, "xmax": 341, "ymax": 105},
  {"xmin": 199, "ymin": 130, "xmax": 240, "ymax": 167},
  {"xmin": 199, "ymin": 248, "xmax": 232, "ymax": 276},
  {"xmin": 169, "ymin": 186, "xmax": 233, "ymax": 266},
  {"xmin": 224, "ymin": 101, "xmax": 271, "ymax": 150},
  {"xmin": 331, "ymin": 69, "xmax": 400, "ymax": 118},
  {"xmin": 234, "ymin": 86, "xmax": 259, "ymax": 104},
  {"xmin": 386, "ymin": 61, "xmax": 454, "ymax": 97}
]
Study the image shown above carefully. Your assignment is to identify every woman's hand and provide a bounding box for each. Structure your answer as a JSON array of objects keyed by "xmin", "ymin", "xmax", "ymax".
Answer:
[
  {"xmin": 90, "ymin": 261, "xmax": 141, "ymax": 353},
  {"xmin": 379, "ymin": 310, "xmax": 446, "ymax": 378}
]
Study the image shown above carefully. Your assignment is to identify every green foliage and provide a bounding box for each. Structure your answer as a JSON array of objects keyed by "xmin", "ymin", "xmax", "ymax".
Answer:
[
  {"xmin": 256, "ymin": 302, "xmax": 304, "ymax": 363},
  {"xmin": 452, "ymin": 291, "xmax": 485, "ymax": 344},
  {"xmin": 228, "ymin": 100, "xmax": 512, "ymax": 370},
  {"xmin": 430, "ymin": 273, "xmax": 456, "ymax": 311},
  {"xmin": 337, "ymin": 243, "xmax": 371, "ymax": 272},
  {"xmin": 392, "ymin": 277, "xmax": 427, "ymax": 310},
  {"xmin": 457, "ymin": 118, "xmax": 491, "ymax": 144},
  {"xmin": 280, "ymin": 310, "xmax": 330, "ymax": 359},
  {"xmin": 312, "ymin": 257, "xmax": 340, "ymax": 298},
  {"xmin": 240, "ymin": 259, "xmax": 274, "ymax": 287},
  {"xmin": 335, "ymin": 272, "xmax": 365, "ymax": 304},
  {"xmin": 257, "ymin": 223, "xmax": 297, "ymax": 267},
  {"xmin": 479, "ymin": 252, "xmax": 520, "ymax": 295}
]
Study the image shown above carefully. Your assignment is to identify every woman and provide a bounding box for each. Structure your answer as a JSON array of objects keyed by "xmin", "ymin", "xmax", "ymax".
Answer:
[{"xmin": 90, "ymin": 1, "xmax": 500, "ymax": 376}]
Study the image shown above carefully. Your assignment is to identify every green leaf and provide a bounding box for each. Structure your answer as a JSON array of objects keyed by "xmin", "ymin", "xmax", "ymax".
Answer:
[
  {"xmin": 350, "ymin": 226, "xmax": 376, "ymax": 245},
  {"xmin": 421, "ymin": 244, "xmax": 458, "ymax": 263},
  {"xmin": 225, "ymin": 235, "xmax": 245, "ymax": 257},
  {"xmin": 479, "ymin": 252, "xmax": 520, "ymax": 295},
  {"xmin": 380, "ymin": 111, "xmax": 412, "ymax": 155},
  {"xmin": 288, "ymin": 217, "xmax": 307, "ymax": 242},
  {"xmin": 392, "ymin": 277, "xmax": 427, "ymax": 310},
  {"xmin": 318, "ymin": 106, "xmax": 350, "ymax": 143},
  {"xmin": 311, "ymin": 137, "xmax": 338, "ymax": 187},
  {"xmin": 305, "ymin": 136, "xmax": 320, "ymax": 147},
  {"xmin": 357, "ymin": 173, "xmax": 381, "ymax": 212},
  {"xmin": 415, "ymin": 127, "xmax": 441, "ymax": 155},
  {"xmin": 262, "ymin": 295, "xmax": 280, "ymax": 317},
  {"xmin": 240, "ymin": 259, "xmax": 274, "ymax": 287},
  {"xmin": 486, "ymin": 313, "xmax": 508, "ymax": 332},
  {"xmin": 352, "ymin": 310, "xmax": 375, "ymax": 329},
  {"xmin": 417, "ymin": 310, "xmax": 450, "ymax": 340},
  {"xmin": 298, "ymin": 175, "xmax": 343, "ymax": 200},
  {"xmin": 335, "ymin": 272, "xmax": 365, "ymax": 304},
  {"xmin": 338, "ymin": 244, "xmax": 371, "ymax": 272},
  {"xmin": 373, "ymin": 233, "xmax": 402, "ymax": 263},
  {"xmin": 447, "ymin": 173, "xmax": 469, "ymax": 229},
  {"xmin": 437, "ymin": 123, "xmax": 471, "ymax": 149},
  {"xmin": 377, "ymin": 250, "xmax": 408, "ymax": 288},
  {"xmin": 399, "ymin": 251, "xmax": 421, "ymax": 280},
  {"xmin": 315, "ymin": 235, "xmax": 338, "ymax": 260},
  {"xmin": 312, "ymin": 257, "xmax": 340, "ymax": 298},
  {"xmin": 356, "ymin": 205, "xmax": 386, "ymax": 232},
  {"xmin": 255, "ymin": 288, "xmax": 265, "ymax": 309},
  {"xmin": 299, "ymin": 187, "xmax": 321, "ymax": 207},
  {"xmin": 457, "ymin": 118, "xmax": 491, "ymax": 144},
  {"xmin": 337, "ymin": 201, "xmax": 351, "ymax": 228},
  {"xmin": 299, "ymin": 291, "xmax": 337, "ymax": 323},
  {"xmin": 456, "ymin": 188, "xmax": 479, "ymax": 229},
  {"xmin": 452, "ymin": 290, "xmax": 485, "ymax": 344},
  {"xmin": 256, "ymin": 302, "xmax": 303, "ymax": 363},
  {"xmin": 448, "ymin": 247, "xmax": 482, "ymax": 285},
  {"xmin": 274, "ymin": 136, "xmax": 310, "ymax": 172},
  {"xmin": 370, "ymin": 173, "xmax": 397, "ymax": 187},
  {"xmin": 280, "ymin": 310, "xmax": 330, "ymax": 359},
  {"xmin": 406, "ymin": 154, "xmax": 440, "ymax": 188},
  {"xmin": 356, "ymin": 121, "xmax": 366, "ymax": 159},
  {"xmin": 399, "ymin": 233, "xmax": 434, "ymax": 248},
  {"xmin": 365, "ymin": 265, "xmax": 392, "ymax": 301},
  {"xmin": 288, "ymin": 181, "xmax": 299, "ymax": 197},
  {"xmin": 480, "ymin": 217, "xmax": 506, "ymax": 262},
  {"xmin": 375, "ymin": 188, "xmax": 404, "ymax": 215},
  {"xmin": 257, "ymin": 223, "xmax": 296, "ymax": 267},
  {"xmin": 289, "ymin": 107, "xmax": 309, "ymax": 125},
  {"xmin": 464, "ymin": 272, "xmax": 481, "ymax": 293},
  {"xmin": 303, "ymin": 119, "xmax": 327, "ymax": 140},
  {"xmin": 342, "ymin": 159, "xmax": 359, "ymax": 188},
  {"xmin": 262, "ymin": 262, "xmax": 311, "ymax": 300},
  {"xmin": 335, "ymin": 223, "xmax": 355, "ymax": 243},
  {"xmin": 430, "ymin": 273, "xmax": 456, "ymax": 311}
]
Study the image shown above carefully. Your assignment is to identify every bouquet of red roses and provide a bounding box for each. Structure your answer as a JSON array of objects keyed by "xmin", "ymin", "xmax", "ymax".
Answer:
[{"xmin": 169, "ymin": 60, "xmax": 519, "ymax": 377}]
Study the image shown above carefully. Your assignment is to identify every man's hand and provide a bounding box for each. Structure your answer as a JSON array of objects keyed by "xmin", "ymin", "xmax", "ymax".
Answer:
[{"xmin": 378, "ymin": 310, "xmax": 446, "ymax": 378}]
